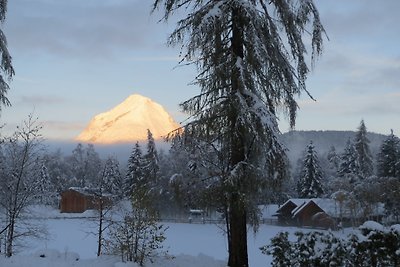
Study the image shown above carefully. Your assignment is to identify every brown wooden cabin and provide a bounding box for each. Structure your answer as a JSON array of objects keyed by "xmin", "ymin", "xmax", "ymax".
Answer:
[
  {"xmin": 292, "ymin": 200, "xmax": 336, "ymax": 229},
  {"xmin": 60, "ymin": 188, "xmax": 112, "ymax": 213},
  {"xmin": 275, "ymin": 198, "xmax": 336, "ymax": 229},
  {"xmin": 275, "ymin": 199, "xmax": 309, "ymax": 225}
]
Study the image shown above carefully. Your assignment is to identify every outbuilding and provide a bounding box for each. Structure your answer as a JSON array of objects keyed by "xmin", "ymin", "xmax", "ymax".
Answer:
[
  {"xmin": 60, "ymin": 187, "xmax": 111, "ymax": 213},
  {"xmin": 275, "ymin": 198, "xmax": 336, "ymax": 229}
]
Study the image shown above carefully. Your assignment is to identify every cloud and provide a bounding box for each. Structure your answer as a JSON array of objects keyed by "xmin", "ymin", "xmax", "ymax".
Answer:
[
  {"xmin": 5, "ymin": 0, "xmax": 168, "ymax": 59},
  {"xmin": 128, "ymin": 56, "xmax": 181, "ymax": 62},
  {"xmin": 312, "ymin": 0, "xmax": 400, "ymax": 97},
  {"xmin": 309, "ymin": 46, "xmax": 400, "ymax": 100},
  {"xmin": 40, "ymin": 120, "xmax": 87, "ymax": 140},
  {"xmin": 43, "ymin": 120, "xmax": 85, "ymax": 132},
  {"xmin": 18, "ymin": 95, "xmax": 67, "ymax": 105},
  {"xmin": 319, "ymin": 0, "xmax": 400, "ymax": 40},
  {"xmin": 299, "ymin": 91, "xmax": 400, "ymax": 117}
]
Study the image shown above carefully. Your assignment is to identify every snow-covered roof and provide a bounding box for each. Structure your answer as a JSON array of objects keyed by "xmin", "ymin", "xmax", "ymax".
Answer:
[
  {"xmin": 67, "ymin": 187, "xmax": 95, "ymax": 196},
  {"xmin": 277, "ymin": 198, "xmax": 341, "ymax": 218},
  {"xmin": 66, "ymin": 187, "xmax": 113, "ymax": 197},
  {"xmin": 278, "ymin": 198, "xmax": 310, "ymax": 211},
  {"xmin": 310, "ymin": 198, "xmax": 338, "ymax": 217},
  {"xmin": 291, "ymin": 201, "xmax": 310, "ymax": 217},
  {"xmin": 277, "ymin": 198, "xmax": 385, "ymax": 219},
  {"xmin": 289, "ymin": 198, "xmax": 336, "ymax": 218},
  {"xmin": 189, "ymin": 209, "xmax": 204, "ymax": 214}
]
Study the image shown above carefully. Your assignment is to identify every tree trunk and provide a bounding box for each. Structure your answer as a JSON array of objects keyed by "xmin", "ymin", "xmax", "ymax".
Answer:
[
  {"xmin": 228, "ymin": 194, "xmax": 248, "ymax": 267},
  {"xmin": 97, "ymin": 197, "xmax": 104, "ymax": 257},
  {"xmin": 6, "ymin": 217, "xmax": 15, "ymax": 257},
  {"xmin": 226, "ymin": 6, "xmax": 249, "ymax": 267}
]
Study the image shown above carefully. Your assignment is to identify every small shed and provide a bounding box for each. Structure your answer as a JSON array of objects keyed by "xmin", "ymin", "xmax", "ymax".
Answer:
[{"xmin": 60, "ymin": 187, "xmax": 112, "ymax": 213}]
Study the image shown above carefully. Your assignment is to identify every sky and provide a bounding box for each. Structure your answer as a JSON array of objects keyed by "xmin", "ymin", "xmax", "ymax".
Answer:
[{"xmin": 0, "ymin": 0, "xmax": 399, "ymax": 141}]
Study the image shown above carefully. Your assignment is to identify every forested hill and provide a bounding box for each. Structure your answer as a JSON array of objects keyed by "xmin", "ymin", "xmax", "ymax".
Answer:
[{"xmin": 281, "ymin": 130, "xmax": 388, "ymax": 164}]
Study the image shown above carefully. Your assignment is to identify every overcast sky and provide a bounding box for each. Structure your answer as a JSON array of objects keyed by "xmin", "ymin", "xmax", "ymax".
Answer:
[{"xmin": 1, "ymin": 0, "xmax": 399, "ymax": 141}]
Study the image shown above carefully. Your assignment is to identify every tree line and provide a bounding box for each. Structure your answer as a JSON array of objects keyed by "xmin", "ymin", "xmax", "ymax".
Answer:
[
  {"xmin": 0, "ymin": 116, "xmax": 168, "ymax": 262},
  {"xmin": 294, "ymin": 120, "xmax": 400, "ymax": 224}
]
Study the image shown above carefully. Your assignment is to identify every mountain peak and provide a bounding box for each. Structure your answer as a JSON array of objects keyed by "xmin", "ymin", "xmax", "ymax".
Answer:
[
  {"xmin": 75, "ymin": 94, "xmax": 179, "ymax": 144},
  {"xmin": 124, "ymin": 94, "xmax": 151, "ymax": 104}
]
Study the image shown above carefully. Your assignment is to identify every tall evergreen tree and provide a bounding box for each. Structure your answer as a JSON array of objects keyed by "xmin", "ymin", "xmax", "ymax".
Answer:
[
  {"xmin": 69, "ymin": 143, "xmax": 102, "ymax": 188},
  {"xmin": 143, "ymin": 129, "xmax": 159, "ymax": 187},
  {"xmin": 41, "ymin": 149, "xmax": 73, "ymax": 194},
  {"xmin": 142, "ymin": 129, "xmax": 162, "ymax": 211},
  {"xmin": 125, "ymin": 142, "xmax": 145, "ymax": 198},
  {"xmin": 85, "ymin": 144, "xmax": 102, "ymax": 186},
  {"xmin": 327, "ymin": 145, "xmax": 340, "ymax": 174},
  {"xmin": 70, "ymin": 144, "xmax": 86, "ymax": 187},
  {"xmin": 338, "ymin": 139, "xmax": 360, "ymax": 183},
  {"xmin": 354, "ymin": 120, "xmax": 373, "ymax": 178},
  {"xmin": 102, "ymin": 156, "xmax": 122, "ymax": 197},
  {"xmin": 153, "ymin": 1, "xmax": 325, "ymax": 266},
  {"xmin": 116, "ymin": 140, "xmax": 167, "ymax": 265},
  {"xmin": 163, "ymin": 135, "xmax": 208, "ymax": 210},
  {"xmin": 36, "ymin": 162, "xmax": 55, "ymax": 205},
  {"xmin": 297, "ymin": 141, "xmax": 324, "ymax": 198},
  {"xmin": 377, "ymin": 130, "xmax": 400, "ymax": 178},
  {"xmin": 0, "ymin": 0, "xmax": 14, "ymax": 111}
]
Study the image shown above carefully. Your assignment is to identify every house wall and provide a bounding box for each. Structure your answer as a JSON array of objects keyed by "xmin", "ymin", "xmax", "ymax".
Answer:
[
  {"xmin": 295, "ymin": 202, "xmax": 324, "ymax": 227},
  {"xmin": 277, "ymin": 202, "xmax": 297, "ymax": 224},
  {"xmin": 60, "ymin": 190, "xmax": 88, "ymax": 213},
  {"xmin": 60, "ymin": 189, "xmax": 113, "ymax": 213}
]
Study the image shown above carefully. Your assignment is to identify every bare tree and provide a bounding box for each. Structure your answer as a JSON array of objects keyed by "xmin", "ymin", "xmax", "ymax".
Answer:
[
  {"xmin": 94, "ymin": 156, "xmax": 121, "ymax": 257},
  {"xmin": 107, "ymin": 204, "xmax": 167, "ymax": 266},
  {"xmin": 0, "ymin": 114, "xmax": 44, "ymax": 256}
]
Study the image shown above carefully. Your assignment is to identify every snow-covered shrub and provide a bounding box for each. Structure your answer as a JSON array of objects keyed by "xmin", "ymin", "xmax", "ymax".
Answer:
[
  {"xmin": 260, "ymin": 232, "xmax": 292, "ymax": 267},
  {"xmin": 263, "ymin": 222, "xmax": 400, "ymax": 267},
  {"xmin": 346, "ymin": 221, "xmax": 400, "ymax": 266},
  {"xmin": 317, "ymin": 232, "xmax": 347, "ymax": 266},
  {"xmin": 292, "ymin": 231, "xmax": 319, "ymax": 266},
  {"xmin": 293, "ymin": 231, "xmax": 346, "ymax": 267},
  {"xmin": 106, "ymin": 210, "xmax": 168, "ymax": 266}
]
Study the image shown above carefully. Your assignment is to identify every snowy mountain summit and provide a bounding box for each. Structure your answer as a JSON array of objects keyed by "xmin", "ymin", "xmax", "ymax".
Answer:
[{"xmin": 76, "ymin": 94, "xmax": 179, "ymax": 144}]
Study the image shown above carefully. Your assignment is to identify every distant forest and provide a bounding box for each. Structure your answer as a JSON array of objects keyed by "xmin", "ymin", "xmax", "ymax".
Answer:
[{"xmin": 282, "ymin": 130, "xmax": 387, "ymax": 168}]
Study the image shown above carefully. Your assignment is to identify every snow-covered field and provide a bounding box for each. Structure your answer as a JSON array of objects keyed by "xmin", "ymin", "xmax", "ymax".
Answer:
[{"xmin": 0, "ymin": 206, "xmax": 347, "ymax": 267}]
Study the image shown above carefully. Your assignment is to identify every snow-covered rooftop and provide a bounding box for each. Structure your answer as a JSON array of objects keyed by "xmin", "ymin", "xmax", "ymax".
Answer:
[{"xmin": 281, "ymin": 198, "xmax": 385, "ymax": 219}]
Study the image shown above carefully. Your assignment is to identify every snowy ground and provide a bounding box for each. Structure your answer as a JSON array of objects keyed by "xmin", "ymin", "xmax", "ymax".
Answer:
[{"xmin": 0, "ymin": 206, "xmax": 350, "ymax": 267}]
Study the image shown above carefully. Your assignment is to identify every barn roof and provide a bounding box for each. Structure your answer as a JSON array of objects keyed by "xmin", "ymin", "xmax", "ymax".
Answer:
[
  {"xmin": 66, "ymin": 187, "xmax": 113, "ymax": 197},
  {"xmin": 278, "ymin": 198, "xmax": 385, "ymax": 219},
  {"xmin": 277, "ymin": 198, "xmax": 342, "ymax": 218},
  {"xmin": 292, "ymin": 199, "xmax": 326, "ymax": 217},
  {"xmin": 279, "ymin": 198, "xmax": 310, "ymax": 209}
]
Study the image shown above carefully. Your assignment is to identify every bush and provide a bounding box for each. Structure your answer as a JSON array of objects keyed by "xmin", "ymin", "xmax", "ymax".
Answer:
[{"xmin": 262, "ymin": 222, "xmax": 400, "ymax": 267}]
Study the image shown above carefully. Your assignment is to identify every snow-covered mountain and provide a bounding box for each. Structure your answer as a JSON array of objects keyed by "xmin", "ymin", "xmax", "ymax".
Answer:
[{"xmin": 75, "ymin": 94, "xmax": 180, "ymax": 144}]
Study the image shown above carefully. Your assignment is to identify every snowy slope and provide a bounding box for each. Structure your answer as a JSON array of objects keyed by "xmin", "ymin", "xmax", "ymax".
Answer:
[{"xmin": 76, "ymin": 94, "xmax": 180, "ymax": 144}]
